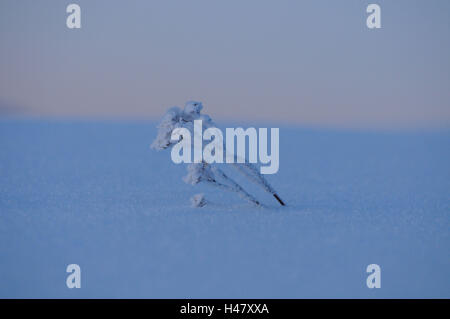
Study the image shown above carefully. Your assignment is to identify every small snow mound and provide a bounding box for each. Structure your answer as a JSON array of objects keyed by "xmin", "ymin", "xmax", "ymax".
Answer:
[{"xmin": 190, "ymin": 193, "xmax": 207, "ymax": 207}]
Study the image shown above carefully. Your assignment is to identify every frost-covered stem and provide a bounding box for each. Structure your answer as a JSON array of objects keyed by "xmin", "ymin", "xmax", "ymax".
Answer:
[
  {"xmin": 230, "ymin": 151, "xmax": 285, "ymax": 206},
  {"xmin": 183, "ymin": 162, "xmax": 261, "ymax": 206},
  {"xmin": 210, "ymin": 166, "xmax": 261, "ymax": 207},
  {"xmin": 232, "ymin": 163, "xmax": 285, "ymax": 206},
  {"xmin": 208, "ymin": 180, "xmax": 261, "ymax": 207},
  {"xmin": 232, "ymin": 162, "xmax": 275, "ymax": 194}
]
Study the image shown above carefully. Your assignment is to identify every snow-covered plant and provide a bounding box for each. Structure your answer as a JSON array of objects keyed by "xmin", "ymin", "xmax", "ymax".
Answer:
[
  {"xmin": 151, "ymin": 101, "xmax": 285, "ymax": 207},
  {"xmin": 151, "ymin": 106, "xmax": 182, "ymax": 150}
]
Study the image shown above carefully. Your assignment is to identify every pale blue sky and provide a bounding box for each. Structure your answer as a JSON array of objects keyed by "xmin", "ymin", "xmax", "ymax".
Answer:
[{"xmin": 1, "ymin": 0, "xmax": 449, "ymax": 129}]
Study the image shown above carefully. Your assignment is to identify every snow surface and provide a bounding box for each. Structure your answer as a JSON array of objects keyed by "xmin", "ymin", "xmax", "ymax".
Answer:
[{"xmin": 0, "ymin": 119, "xmax": 449, "ymax": 298}]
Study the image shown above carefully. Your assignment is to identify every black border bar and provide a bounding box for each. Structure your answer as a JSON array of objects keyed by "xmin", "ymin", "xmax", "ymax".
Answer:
[{"xmin": 1, "ymin": 299, "xmax": 448, "ymax": 317}]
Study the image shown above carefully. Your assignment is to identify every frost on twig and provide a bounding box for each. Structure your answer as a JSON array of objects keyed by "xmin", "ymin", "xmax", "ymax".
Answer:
[
  {"xmin": 183, "ymin": 162, "xmax": 215, "ymax": 185},
  {"xmin": 232, "ymin": 162, "xmax": 276, "ymax": 195},
  {"xmin": 184, "ymin": 163, "xmax": 261, "ymax": 206}
]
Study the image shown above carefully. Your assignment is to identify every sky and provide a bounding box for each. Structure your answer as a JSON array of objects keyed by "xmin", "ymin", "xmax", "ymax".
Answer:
[{"xmin": 1, "ymin": 0, "xmax": 449, "ymax": 129}]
